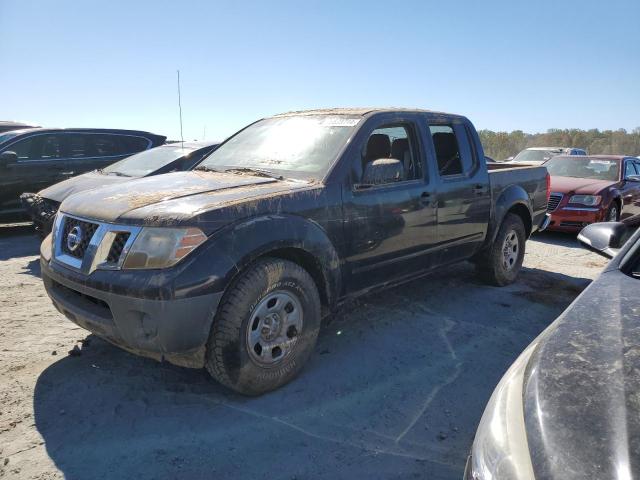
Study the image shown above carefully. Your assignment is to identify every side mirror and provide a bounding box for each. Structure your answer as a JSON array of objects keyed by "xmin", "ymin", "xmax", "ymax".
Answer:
[
  {"xmin": 358, "ymin": 158, "xmax": 404, "ymax": 187},
  {"xmin": 0, "ymin": 150, "xmax": 17, "ymax": 168},
  {"xmin": 577, "ymin": 222, "xmax": 630, "ymax": 258}
]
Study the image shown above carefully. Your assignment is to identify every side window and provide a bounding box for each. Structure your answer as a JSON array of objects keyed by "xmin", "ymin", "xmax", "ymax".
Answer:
[
  {"xmin": 626, "ymin": 161, "xmax": 639, "ymax": 177},
  {"xmin": 429, "ymin": 124, "xmax": 474, "ymax": 177},
  {"xmin": 359, "ymin": 124, "xmax": 421, "ymax": 184},
  {"xmin": 90, "ymin": 135, "xmax": 122, "ymax": 157},
  {"xmin": 7, "ymin": 135, "xmax": 64, "ymax": 161},
  {"xmin": 68, "ymin": 134, "xmax": 90, "ymax": 158},
  {"xmin": 120, "ymin": 136, "xmax": 150, "ymax": 155}
]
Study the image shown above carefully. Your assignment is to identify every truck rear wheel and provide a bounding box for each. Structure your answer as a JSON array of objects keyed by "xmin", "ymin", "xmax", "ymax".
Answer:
[
  {"xmin": 205, "ymin": 258, "xmax": 321, "ymax": 396},
  {"xmin": 476, "ymin": 213, "xmax": 526, "ymax": 286}
]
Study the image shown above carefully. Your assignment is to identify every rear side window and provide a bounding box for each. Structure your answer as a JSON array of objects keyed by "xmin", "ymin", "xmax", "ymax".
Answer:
[
  {"xmin": 90, "ymin": 135, "xmax": 122, "ymax": 157},
  {"xmin": 429, "ymin": 125, "xmax": 474, "ymax": 177},
  {"xmin": 8, "ymin": 135, "xmax": 64, "ymax": 161},
  {"xmin": 68, "ymin": 134, "xmax": 90, "ymax": 158},
  {"xmin": 120, "ymin": 136, "xmax": 151, "ymax": 155}
]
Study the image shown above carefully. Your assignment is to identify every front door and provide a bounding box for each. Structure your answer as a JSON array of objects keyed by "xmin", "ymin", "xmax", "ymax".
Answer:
[{"xmin": 342, "ymin": 118, "xmax": 438, "ymax": 293}]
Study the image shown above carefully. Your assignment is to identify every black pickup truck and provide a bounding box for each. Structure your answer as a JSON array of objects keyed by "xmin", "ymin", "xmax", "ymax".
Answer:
[{"xmin": 40, "ymin": 108, "xmax": 549, "ymax": 395}]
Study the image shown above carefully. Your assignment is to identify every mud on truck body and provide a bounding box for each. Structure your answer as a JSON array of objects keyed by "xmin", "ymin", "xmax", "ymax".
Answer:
[{"xmin": 40, "ymin": 108, "xmax": 549, "ymax": 395}]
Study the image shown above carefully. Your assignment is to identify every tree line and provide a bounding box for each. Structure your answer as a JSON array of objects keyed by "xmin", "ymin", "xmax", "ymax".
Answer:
[{"xmin": 479, "ymin": 128, "xmax": 640, "ymax": 161}]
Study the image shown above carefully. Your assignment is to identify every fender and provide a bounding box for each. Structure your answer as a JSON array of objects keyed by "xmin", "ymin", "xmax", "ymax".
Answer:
[
  {"xmin": 175, "ymin": 213, "xmax": 341, "ymax": 309},
  {"xmin": 487, "ymin": 184, "xmax": 533, "ymax": 245}
]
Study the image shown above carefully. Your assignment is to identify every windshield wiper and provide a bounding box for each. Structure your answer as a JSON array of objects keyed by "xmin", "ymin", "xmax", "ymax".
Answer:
[{"xmin": 224, "ymin": 167, "xmax": 284, "ymax": 180}]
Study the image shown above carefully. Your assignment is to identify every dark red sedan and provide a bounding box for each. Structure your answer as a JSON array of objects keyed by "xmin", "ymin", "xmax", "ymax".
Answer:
[{"xmin": 545, "ymin": 155, "xmax": 640, "ymax": 232}]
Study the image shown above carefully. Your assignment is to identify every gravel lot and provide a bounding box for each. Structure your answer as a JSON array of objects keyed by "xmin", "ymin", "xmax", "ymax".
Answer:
[{"xmin": 0, "ymin": 225, "xmax": 609, "ymax": 480}]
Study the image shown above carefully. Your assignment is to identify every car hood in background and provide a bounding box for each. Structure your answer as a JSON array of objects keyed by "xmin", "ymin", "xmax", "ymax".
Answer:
[
  {"xmin": 59, "ymin": 171, "xmax": 314, "ymax": 231},
  {"xmin": 550, "ymin": 175, "xmax": 617, "ymax": 195},
  {"xmin": 39, "ymin": 171, "xmax": 133, "ymax": 203},
  {"xmin": 523, "ymin": 269, "xmax": 640, "ymax": 479}
]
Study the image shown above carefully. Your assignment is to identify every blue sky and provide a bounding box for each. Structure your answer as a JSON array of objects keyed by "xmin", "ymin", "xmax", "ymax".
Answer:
[{"xmin": 1, "ymin": 0, "xmax": 638, "ymax": 140}]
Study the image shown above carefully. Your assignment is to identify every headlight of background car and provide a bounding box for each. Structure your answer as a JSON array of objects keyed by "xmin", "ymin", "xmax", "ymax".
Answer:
[
  {"xmin": 467, "ymin": 344, "xmax": 537, "ymax": 480},
  {"xmin": 122, "ymin": 227, "xmax": 207, "ymax": 269},
  {"xmin": 568, "ymin": 195, "xmax": 601, "ymax": 206}
]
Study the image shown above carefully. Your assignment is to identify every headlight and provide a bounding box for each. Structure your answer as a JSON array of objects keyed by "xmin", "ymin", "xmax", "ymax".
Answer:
[
  {"xmin": 568, "ymin": 195, "xmax": 601, "ymax": 206},
  {"xmin": 467, "ymin": 344, "xmax": 537, "ymax": 480},
  {"xmin": 122, "ymin": 227, "xmax": 207, "ymax": 269}
]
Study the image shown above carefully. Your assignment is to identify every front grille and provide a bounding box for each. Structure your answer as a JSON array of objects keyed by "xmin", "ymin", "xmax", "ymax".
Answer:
[
  {"xmin": 61, "ymin": 217, "xmax": 99, "ymax": 259},
  {"xmin": 53, "ymin": 214, "xmax": 141, "ymax": 274},
  {"xmin": 547, "ymin": 193, "xmax": 563, "ymax": 212},
  {"xmin": 107, "ymin": 232, "xmax": 131, "ymax": 263}
]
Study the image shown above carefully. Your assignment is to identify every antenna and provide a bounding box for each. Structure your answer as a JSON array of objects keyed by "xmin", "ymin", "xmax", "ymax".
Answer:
[{"xmin": 177, "ymin": 69, "xmax": 184, "ymax": 148}]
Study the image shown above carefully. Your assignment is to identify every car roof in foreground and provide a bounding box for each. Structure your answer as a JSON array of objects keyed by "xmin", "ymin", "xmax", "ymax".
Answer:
[{"xmin": 270, "ymin": 107, "xmax": 466, "ymax": 119}]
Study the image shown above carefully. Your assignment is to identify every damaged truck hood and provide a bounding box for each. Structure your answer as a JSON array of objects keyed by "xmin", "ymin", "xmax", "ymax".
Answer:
[
  {"xmin": 39, "ymin": 171, "xmax": 131, "ymax": 203},
  {"xmin": 59, "ymin": 171, "xmax": 312, "ymax": 230},
  {"xmin": 523, "ymin": 268, "xmax": 640, "ymax": 479}
]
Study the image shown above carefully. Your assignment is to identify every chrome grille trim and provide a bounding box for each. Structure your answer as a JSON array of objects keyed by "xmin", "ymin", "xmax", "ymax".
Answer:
[
  {"xmin": 52, "ymin": 213, "xmax": 142, "ymax": 274},
  {"xmin": 546, "ymin": 192, "xmax": 563, "ymax": 212}
]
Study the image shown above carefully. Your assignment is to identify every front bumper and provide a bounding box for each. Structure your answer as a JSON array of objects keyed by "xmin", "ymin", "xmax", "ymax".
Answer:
[
  {"xmin": 41, "ymin": 257, "xmax": 223, "ymax": 368},
  {"xmin": 546, "ymin": 206, "xmax": 604, "ymax": 232},
  {"xmin": 20, "ymin": 193, "xmax": 59, "ymax": 235}
]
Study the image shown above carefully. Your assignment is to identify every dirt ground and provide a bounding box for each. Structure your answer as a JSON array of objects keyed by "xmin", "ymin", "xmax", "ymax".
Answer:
[{"xmin": 0, "ymin": 225, "xmax": 609, "ymax": 480}]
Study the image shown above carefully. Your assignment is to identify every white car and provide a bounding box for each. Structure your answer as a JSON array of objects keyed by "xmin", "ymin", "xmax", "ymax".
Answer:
[{"xmin": 506, "ymin": 147, "xmax": 586, "ymax": 164}]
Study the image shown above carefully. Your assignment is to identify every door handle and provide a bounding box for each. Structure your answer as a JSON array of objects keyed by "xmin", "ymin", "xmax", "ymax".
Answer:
[
  {"xmin": 60, "ymin": 171, "xmax": 75, "ymax": 176},
  {"xmin": 419, "ymin": 191, "xmax": 435, "ymax": 207},
  {"xmin": 473, "ymin": 184, "xmax": 487, "ymax": 195}
]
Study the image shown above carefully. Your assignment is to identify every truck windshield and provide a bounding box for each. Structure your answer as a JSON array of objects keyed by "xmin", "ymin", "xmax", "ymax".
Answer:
[
  {"xmin": 102, "ymin": 145, "xmax": 196, "ymax": 177},
  {"xmin": 197, "ymin": 115, "xmax": 360, "ymax": 179},
  {"xmin": 545, "ymin": 157, "xmax": 620, "ymax": 181},
  {"xmin": 512, "ymin": 149, "xmax": 563, "ymax": 162}
]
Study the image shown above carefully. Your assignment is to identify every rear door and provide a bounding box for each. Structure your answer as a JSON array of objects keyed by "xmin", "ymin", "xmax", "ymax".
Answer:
[
  {"xmin": 427, "ymin": 120, "xmax": 491, "ymax": 264},
  {"xmin": 0, "ymin": 133, "xmax": 67, "ymax": 213},
  {"xmin": 621, "ymin": 159, "xmax": 640, "ymax": 220},
  {"xmin": 342, "ymin": 115, "xmax": 438, "ymax": 292}
]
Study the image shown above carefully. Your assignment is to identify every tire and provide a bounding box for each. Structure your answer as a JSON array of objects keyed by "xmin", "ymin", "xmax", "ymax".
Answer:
[
  {"xmin": 205, "ymin": 258, "xmax": 321, "ymax": 396},
  {"xmin": 476, "ymin": 213, "xmax": 526, "ymax": 287},
  {"xmin": 605, "ymin": 203, "xmax": 620, "ymax": 222}
]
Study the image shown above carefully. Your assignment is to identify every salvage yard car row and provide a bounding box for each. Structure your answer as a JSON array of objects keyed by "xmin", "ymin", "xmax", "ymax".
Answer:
[{"xmin": 2, "ymin": 110, "xmax": 640, "ymax": 479}]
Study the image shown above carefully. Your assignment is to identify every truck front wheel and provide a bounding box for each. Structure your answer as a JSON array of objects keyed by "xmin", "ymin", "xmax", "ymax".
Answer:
[
  {"xmin": 205, "ymin": 258, "xmax": 321, "ymax": 396},
  {"xmin": 477, "ymin": 213, "xmax": 526, "ymax": 286}
]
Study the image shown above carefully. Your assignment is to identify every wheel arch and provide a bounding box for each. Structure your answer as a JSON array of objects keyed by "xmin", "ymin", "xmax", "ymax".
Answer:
[
  {"xmin": 203, "ymin": 214, "xmax": 341, "ymax": 313},
  {"xmin": 490, "ymin": 184, "xmax": 533, "ymax": 244}
]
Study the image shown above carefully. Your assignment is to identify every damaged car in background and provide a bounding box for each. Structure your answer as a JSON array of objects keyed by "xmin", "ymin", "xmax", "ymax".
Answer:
[
  {"xmin": 40, "ymin": 108, "xmax": 549, "ymax": 396},
  {"xmin": 466, "ymin": 222, "xmax": 640, "ymax": 480},
  {"xmin": 21, "ymin": 141, "xmax": 219, "ymax": 235},
  {"xmin": 0, "ymin": 128, "xmax": 166, "ymax": 223}
]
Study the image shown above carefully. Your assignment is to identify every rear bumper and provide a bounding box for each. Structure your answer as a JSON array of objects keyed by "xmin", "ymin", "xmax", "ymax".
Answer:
[
  {"xmin": 546, "ymin": 207, "xmax": 605, "ymax": 232},
  {"xmin": 41, "ymin": 257, "xmax": 223, "ymax": 368}
]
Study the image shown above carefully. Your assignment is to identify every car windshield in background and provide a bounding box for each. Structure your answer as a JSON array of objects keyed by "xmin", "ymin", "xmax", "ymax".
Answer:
[
  {"xmin": 197, "ymin": 115, "xmax": 360, "ymax": 178},
  {"xmin": 103, "ymin": 146, "xmax": 195, "ymax": 177},
  {"xmin": 512, "ymin": 149, "xmax": 563, "ymax": 162},
  {"xmin": 545, "ymin": 157, "xmax": 620, "ymax": 181},
  {"xmin": 0, "ymin": 132, "xmax": 19, "ymax": 145}
]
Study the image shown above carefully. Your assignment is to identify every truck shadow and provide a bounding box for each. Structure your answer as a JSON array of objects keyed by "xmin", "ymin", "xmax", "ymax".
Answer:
[{"xmin": 32, "ymin": 263, "xmax": 590, "ymax": 480}]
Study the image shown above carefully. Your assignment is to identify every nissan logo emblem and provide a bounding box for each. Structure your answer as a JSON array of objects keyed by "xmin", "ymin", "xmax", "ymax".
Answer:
[{"xmin": 66, "ymin": 225, "xmax": 84, "ymax": 252}]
